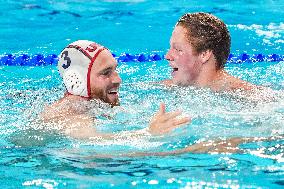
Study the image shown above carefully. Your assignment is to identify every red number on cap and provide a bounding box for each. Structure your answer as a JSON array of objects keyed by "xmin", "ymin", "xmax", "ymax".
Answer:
[{"xmin": 86, "ymin": 43, "xmax": 98, "ymax": 52}]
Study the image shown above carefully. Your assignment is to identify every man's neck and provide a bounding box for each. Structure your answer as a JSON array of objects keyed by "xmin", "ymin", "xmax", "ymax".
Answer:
[{"xmin": 194, "ymin": 59, "xmax": 220, "ymax": 88}]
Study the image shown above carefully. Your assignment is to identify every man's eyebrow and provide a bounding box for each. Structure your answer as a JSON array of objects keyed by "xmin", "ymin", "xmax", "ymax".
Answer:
[
  {"xmin": 99, "ymin": 67, "xmax": 112, "ymax": 73},
  {"xmin": 171, "ymin": 42, "xmax": 178, "ymax": 46},
  {"xmin": 171, "ymin": 43, "xmax": 178, "ymax": 48}
]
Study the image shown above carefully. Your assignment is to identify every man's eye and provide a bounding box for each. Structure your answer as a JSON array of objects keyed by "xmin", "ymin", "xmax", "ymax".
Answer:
[
  {"xmin": 174, "ymin": 47, "xmax": 182, "ymax": 52},
  {"xmin": 102, "ymin": 70, "xmax": 111, "ymax": 76}
]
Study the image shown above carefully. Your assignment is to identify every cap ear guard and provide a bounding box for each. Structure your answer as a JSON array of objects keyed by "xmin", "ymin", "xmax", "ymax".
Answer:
[
  {"xmin": 62, "ymin": 67, "xmax": 87, "ymax": 97},
  {"xmin": 58, "ymin": 47, "xmax": 90, "ymax": 97}
]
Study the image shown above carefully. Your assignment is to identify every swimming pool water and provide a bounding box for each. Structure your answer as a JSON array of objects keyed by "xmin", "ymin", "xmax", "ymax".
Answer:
[
  {"xmin": 1, "ymin": 0, "xmax": 284, "ymax": 55},
  {"xmin": 1, "ymin": 0, "xmax": 284, "ymax": 188}
]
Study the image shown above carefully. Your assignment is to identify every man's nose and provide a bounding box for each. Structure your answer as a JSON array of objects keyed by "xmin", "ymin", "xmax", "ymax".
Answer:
[
  {"xmin": 112, "ymin": 72, "xmax": 122, "ymax": 84},
  {"xmin": 165, "ymin": 49, "xmax": 173, "ymax": 61}
]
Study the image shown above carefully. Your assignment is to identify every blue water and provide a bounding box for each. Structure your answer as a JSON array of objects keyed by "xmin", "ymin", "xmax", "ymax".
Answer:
[{"xmin": 0, "ymin": 0, "xmax": 284, "ymax": 188}]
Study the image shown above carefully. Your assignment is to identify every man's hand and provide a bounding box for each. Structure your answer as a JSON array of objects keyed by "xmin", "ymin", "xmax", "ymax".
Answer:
[{"xmin": 148, "ymin": 103, "xmax": 191, "ymax": 135}]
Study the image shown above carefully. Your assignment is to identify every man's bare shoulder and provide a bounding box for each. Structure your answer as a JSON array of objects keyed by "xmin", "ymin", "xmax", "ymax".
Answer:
[
  {"xmin": 229, "ymin": 76, "xmax": 256, "ymax": 91},
  {"xmin": 39, "ymin": 95, "xmax": 91, "ymax": 122},
  {"xmin": 39, "ymin": 98, "xmax": 96, "ymax": 139},
  {"xmin": 39, "ymin": 96, "xmax": 75, "ymax": 122},
  {"xmin": 213, "ymin": 71, "xmax": 256, "ymax": 91}
]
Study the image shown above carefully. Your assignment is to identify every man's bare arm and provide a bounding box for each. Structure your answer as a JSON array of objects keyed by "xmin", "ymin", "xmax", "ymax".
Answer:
[{"xmin": 40, "ymin": 103, "xmax": 191, "ymax": 140}]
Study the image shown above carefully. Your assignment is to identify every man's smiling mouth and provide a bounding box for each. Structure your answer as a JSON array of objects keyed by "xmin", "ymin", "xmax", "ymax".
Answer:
[
  {"xmin": 172, "ymin": 67, "xmax": 179, "ymax": 75},
  {"xmin": 108, "ymin": 88, "xmax": 118, "ymax": 95}
]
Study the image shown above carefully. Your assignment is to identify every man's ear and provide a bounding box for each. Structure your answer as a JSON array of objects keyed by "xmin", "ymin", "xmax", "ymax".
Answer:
[{"xmin": 200, "ymin": 50, "xmax": 213, "ymax": 64}]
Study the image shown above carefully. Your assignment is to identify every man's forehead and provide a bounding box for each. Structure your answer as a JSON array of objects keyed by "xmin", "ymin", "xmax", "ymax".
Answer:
[
  {"xmin": 100, "ymin": 50, "xmax": 115, "ymax": 62},
  {"xmin": 171, "ymin": 27, "xmax": 187, "ymax": 42},
  {"xmin": 170, "ymin": 36, "xmax": 187, "ymax": 47},
  {"xmin": 94, "ymin": 51, "xmax": 117, "ymax": 69}
]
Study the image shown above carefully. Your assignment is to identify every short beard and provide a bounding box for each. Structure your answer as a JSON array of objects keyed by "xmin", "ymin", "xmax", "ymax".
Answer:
[
  {"xmin": 90, "ymin": 87, "xmax": 119, "ymax": 107},
  {"xmin": 110, "ymin": 99, "xmax": 120, "ymax": 107}
]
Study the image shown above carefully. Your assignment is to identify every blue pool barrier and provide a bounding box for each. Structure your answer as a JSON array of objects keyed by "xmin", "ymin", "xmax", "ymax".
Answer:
[{"xmin": 0, "ymin": 53, "xmax": 283, "ymax": 66}]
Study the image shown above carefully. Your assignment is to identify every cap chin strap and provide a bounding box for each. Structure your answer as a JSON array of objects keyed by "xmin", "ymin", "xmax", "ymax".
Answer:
[{"xmin": 86, "ymin": 47, "xmax": 106, "ymax": 98}]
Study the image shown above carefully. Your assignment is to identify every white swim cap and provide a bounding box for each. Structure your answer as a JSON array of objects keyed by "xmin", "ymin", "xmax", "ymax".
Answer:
[{"xmin": 58, "ymin": 40, "xmax": 106, "ymax": 97}]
